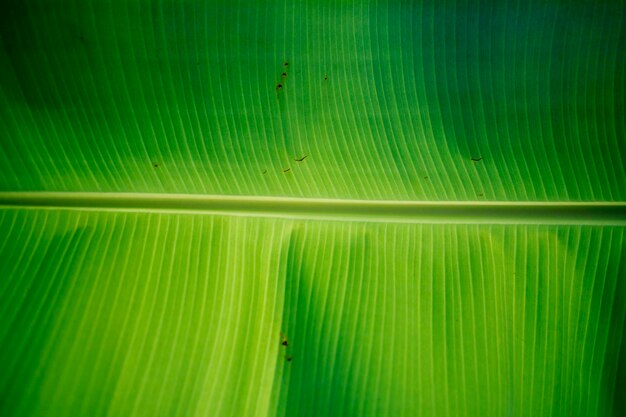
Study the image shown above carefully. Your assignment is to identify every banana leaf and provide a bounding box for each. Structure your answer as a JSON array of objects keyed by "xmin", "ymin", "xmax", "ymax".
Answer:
[{"xmin": 0, "ymin": 1, "xmax": 625, "ymax": 416}]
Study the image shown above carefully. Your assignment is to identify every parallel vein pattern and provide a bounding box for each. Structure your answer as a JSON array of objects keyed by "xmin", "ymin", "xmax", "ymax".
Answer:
[
  {"xmin": 1, "ymin": 1, "xmax": 625, "ymax": 416},
  {"xmin": 0, "ymin": 209, "xmax": 624, "ymax": 417},
  {"xmin": 1, "ymin": 0, "xmax": 625, "ymax": 200}
]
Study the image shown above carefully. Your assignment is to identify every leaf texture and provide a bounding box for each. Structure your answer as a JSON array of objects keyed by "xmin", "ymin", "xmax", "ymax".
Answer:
[
  {"xmin": 0, "ymin": 0, "xmax": 625, "ymax": 200},
  {"xmin": 1, "ymin": 0, "xmax": 625, "ymax": 416},
  {"xmin": 0, "ymin": 208, "xmax": 625, "ymax": 417}
]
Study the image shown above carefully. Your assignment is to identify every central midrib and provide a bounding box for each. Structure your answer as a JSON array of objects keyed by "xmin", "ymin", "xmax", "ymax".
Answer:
[{"xmin": 1, "ymin": 192, "xmax": 625, "ymax": 225}]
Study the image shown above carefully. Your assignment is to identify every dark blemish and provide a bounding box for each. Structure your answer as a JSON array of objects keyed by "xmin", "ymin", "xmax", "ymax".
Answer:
[
  {"xmin": 294, "ymin": 155, "xmax": 308, "ymax": 162},
  {"xmin": 286, "ymin": 355, "xmax": 293, "ymax": 362},
  {"xmin": 281, "ymin": 340, "xmax": 288, "ymax": 347},
  {"xmin": 262, "ymin": 170, "xmax": 267, "ymax": 174},
  {"xmin": 153, "ymin": 163, "xmax": 159, "ymax": 168},
  {"xmin": 282, "ymin": 72, "xmax": 287, "ymax": 78},
  {"xmin": 283, "ymin": 168, "xmax": 291, "ymax": 173},
  {"xmin": 284, "ymin": 61, "xmax": 289, "ymax": 67},
  {"xmin": 478, "ymin": 193, "xmax": 484, "ymax": 197},
  {"xmin": 470, "ymin": 156, "xmax": 483, "ymax": 162},
  {"xmin": 423, "ymin": 176, "xmax": 428, "ymax": 179},
  {"xmin": 276, "ymin": 83, "xmax": 283, "ymax": 91},
  {"xmin": 280, "ymin": 332, "xmax": 288, "ymax": 346},
  {"xmin": 324, "ymin": 74, "xmax": 328, "ymax": 81}
]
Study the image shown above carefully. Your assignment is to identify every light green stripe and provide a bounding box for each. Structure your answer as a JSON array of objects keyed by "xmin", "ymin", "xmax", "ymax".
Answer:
[{"xmin": 1, "ymin": 192, "xmax": 625, "ymax": 225}]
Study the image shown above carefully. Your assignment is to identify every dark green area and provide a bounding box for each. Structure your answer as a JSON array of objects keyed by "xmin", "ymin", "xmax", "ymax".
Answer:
[
  {"xmin": 1, "ymin": 0, "xmax": 624, "ymax": 200},
  {"xmin": 1, "ymin": 1, "xmax": 625, "ymax": 416}
]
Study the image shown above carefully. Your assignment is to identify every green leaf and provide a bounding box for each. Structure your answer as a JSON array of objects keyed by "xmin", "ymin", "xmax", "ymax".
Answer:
[
  {"xmin": 1, "ymin": 0, "xmax": 625, "ymax": 200},
  {"xmin": 0, "ymin": 1, "xmax": 625, "ymax": 416}
]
